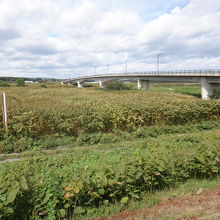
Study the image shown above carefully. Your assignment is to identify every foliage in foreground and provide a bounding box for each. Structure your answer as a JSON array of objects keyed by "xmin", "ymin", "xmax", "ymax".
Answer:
[{"xmin": 0, "ymin": 131, "xmax": 219, "ymax": 219}]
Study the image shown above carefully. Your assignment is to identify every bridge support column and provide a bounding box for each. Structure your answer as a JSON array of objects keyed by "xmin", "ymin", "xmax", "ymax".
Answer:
[
  {"xmin": 77, "ymin": 81, "xmax": 84, "ymax": 88},
  {"xmin": 137, "ymin": 79, "xmax": 141, "ymax": 90},
  {"xmin": 201, "ymin": 78, "xmax": 213, "ymax": 99},
  {"xmin": 99, "ymin": 80, "xmax": 105, "ymax": 88},
  {"xmin": 137, "ymin": 79, "xmax": 150, "ymax": 91}
]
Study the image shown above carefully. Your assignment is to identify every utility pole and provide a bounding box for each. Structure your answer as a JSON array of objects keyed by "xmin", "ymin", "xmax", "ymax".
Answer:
[
  {"xmin": 157, "ymin": 53, "xmax": 163, "ymax": 73},
  {"xmin": 106, "ymin": 64, "xmax": 109, "ymax": 75},
  {"xmin": 2, "ymin": 92, "xmax": 7, "ymax": 127},
  {"xmin": 124, "ymin": 53, "xmax": 128, "ymax": 74}
]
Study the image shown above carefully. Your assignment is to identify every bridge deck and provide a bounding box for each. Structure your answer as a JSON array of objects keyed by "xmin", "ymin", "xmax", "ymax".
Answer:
[
  {"xmin": 63, "ymin": 69, "xmax": 220, "ymax": 83},
  {"xmin": 61, "ymin": 70, "xmax": 220, "ymax": 100}
]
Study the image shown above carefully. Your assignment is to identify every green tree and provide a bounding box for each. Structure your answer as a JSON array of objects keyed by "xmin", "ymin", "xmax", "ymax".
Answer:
[
  {"xmin": 103, "ymin": 80, "xmax": 130, "ymax": 90},
  {"xmin": 16, "ymin": 78, "xmax": 25, "ymax": 87}
]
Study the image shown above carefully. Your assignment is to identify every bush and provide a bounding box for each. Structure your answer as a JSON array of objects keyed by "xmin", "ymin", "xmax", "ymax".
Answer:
[
  {"xmin": 16, "ymin": 78, "xmax": 25, "ymax": 87},
  {"xmin": 212, "ymin": 87, "xmax": 220, "ymax": 98},
  {"xmin": 103, "ymin": 80, "xmax": 131, "ymax": 90},
  {"xmin": 76, "ymin": 133, "xmax": 121, "ymax": 146},
  {"xmin": 40, "ymin": 84, "xmax": 47, "ymax": 88},
  {"xmin": 0, "ymin": 136, "xmax": 34, "ymax": 153},
  {"xmin": 0, "ymin": 81, "xmax": 10, "ymax": 87}
]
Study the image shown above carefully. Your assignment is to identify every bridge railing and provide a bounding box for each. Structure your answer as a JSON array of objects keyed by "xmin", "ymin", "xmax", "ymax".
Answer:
[
  {"xmin": 63, "ymin": 69, "xmax": 220, "ymax": 82},
  {"xmin": 127, "ymin": 69, "xmax": 220, "ymax": 75}
]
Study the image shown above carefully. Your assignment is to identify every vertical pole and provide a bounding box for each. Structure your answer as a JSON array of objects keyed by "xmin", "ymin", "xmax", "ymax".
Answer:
[
  {"xmin": 2, "ymin": 92, "xmax": 8, "ymax": 127},
  {"xmin": 157, "ymin": 54, "xmax": 159, "ymax": 73},
  {"xmin": 106, "ymin": 64, "xmax": 109, "ymax": 75},
  {"xmin": 124, "ymin": 53, "xmax": 128, "ymax": 74},
  {"xmin": 157, "ymin": 53, "xmax": 163, "ymax": 73}
]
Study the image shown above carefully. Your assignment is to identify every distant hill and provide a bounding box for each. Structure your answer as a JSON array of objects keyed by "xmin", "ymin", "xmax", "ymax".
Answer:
[{"xmin": 0, "ymin": 77, "xmax": 62, "ymax": 83}]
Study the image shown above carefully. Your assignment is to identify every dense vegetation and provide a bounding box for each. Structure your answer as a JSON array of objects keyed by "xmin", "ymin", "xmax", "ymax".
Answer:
[
  {"xmin": 0, "ymin": 84, "xmax": 220, "ymax": 153},
  {"xmin": 103, "ymin": 80, "xmax": 131, "ymax": 90},
  {"xmin": 0, "ymin": 77, "xmax": 59, "ymax": 83},
  {"xmin": 0, "ymin": 83, "xmax": 219, "ymax": 219},
  {"xmin": 0, "ymin": 81, "xmax": 10, "ymax": 87},
  {"xmin": 0, "ymin": 131, "xmax": 220, "ymax": 219}
]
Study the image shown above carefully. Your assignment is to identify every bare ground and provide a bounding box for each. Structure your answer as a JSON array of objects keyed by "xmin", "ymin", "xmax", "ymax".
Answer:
[{"xmin": 93, "ymin": 186, "xmax": 220, "ymax": 220}]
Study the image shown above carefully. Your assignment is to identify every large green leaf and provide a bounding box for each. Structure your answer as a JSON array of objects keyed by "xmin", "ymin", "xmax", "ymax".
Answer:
[{"xmin": 5, "ymin": 187, "xmax": 20, "ymax": 205}]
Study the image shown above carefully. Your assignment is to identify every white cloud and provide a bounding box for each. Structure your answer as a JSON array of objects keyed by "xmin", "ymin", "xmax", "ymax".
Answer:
[
  {"xmin": 96, "ymin": 9, "xmax": 142, "ymax": 35},
  {"xmin": 0, "ymin": 0, "xmax": 220, "ymax": 78}
]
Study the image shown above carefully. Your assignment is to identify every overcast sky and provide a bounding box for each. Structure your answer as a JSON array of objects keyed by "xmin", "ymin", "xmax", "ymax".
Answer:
[{"xmin": 0, "ymin": 0, "xmax": 220, "ymax": 78}]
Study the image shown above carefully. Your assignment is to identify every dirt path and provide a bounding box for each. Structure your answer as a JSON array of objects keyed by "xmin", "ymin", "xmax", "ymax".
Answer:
[
  {"xmin": 93, "ymin": 186, "xmax": 220, "ymax": 220},
  {"xmin": 0, "ymin": 144, "xmax": 135, "ymax": 163}
]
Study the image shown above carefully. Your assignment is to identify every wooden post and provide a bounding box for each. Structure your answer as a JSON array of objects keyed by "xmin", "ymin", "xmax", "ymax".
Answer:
[{"xmin": 2, "ymin": 93, "xmax": 8, "ymax": 127}]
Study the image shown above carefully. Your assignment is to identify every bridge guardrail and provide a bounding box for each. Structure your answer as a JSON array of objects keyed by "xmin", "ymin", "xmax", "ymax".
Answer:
[{"xmin": 63, "ymin": 69, "xmax": 220, "ymax": 82}]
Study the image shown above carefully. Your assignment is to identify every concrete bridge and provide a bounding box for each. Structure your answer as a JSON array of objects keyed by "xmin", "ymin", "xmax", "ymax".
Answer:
[{"xmin": 62, "ymin": 69, "xmax": 220, "ymax": 99}]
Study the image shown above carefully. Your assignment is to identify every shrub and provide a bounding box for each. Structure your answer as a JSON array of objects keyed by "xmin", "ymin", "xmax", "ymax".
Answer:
[
  {"xmin": 0, "ymin": 81, "xmax": 10, "ymax": 87},
  {"xmin": 103, "ymin": 80, "xmax": 131, "ymax": 90},
  {"xmin": 76, "ymin": 133, "xmax": 120, "ymax": 146},
  {"xmin": 40, "ymin": 84, "xmax": 47, "ymax": 88},
  {"xmin": 212, "ymin": 87, "xmax": 220, "ymax": 98},
  {"xmin": 16, "ymin": 78, "xmax": 25, "ymax": 87}
]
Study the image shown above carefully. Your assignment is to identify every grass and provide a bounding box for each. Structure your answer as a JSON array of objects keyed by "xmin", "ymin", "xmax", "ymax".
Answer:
[
  {"xmin": 0, "ymin": 82, "xmax": 219, "ymax": 219},
  {"xmin": 151, "ymin": 83, "xmax": 220, "ymax": 98},
  {"xmin": 0, "ymin": 119, "xmax": 220, "ymax": 157},
  {"xmin": 80, "ymin": 177, "xmax": 220, "ymax": 219},
  {"xmin": 0, "ymin": 82, "xmax": 200, "ymax": 116},
  {"xmin": 151, "ymin": 83, "xmax": 201, "ymax": 97}
]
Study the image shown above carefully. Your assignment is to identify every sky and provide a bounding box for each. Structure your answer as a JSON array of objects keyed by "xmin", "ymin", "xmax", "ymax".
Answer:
[{"xmin": 0, "ymin": 0, "xmax": 220, "ymax": 78}]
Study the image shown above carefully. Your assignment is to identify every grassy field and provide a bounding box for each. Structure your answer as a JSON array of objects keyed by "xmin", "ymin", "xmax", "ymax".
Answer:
[
  {"xmin": 152, "ymin": 82, "xmax": 220, "ymax": 98},
  {"xmin": 0, "ymin": 82, "xmax": 220, "ymax": 153},
  {"xmin": 0, "ymin": 82, "xmax": 219, "ymax": 219}
]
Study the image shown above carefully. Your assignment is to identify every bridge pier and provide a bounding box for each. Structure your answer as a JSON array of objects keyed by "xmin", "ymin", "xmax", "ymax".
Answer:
[
  {"xmin": 99, "ymin": 80, "xmax": 105, "ymax": 88},
  {"xmin": 137, "ymin": 79, "xmax": 150, "ymax": 91},
  {"xmin": 77, "ymin": 81, "xmax": 84, "ymax": 88},
  {"xmin": 201, "ymin": 78, "xmax": 213, "ymax": 99}
]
